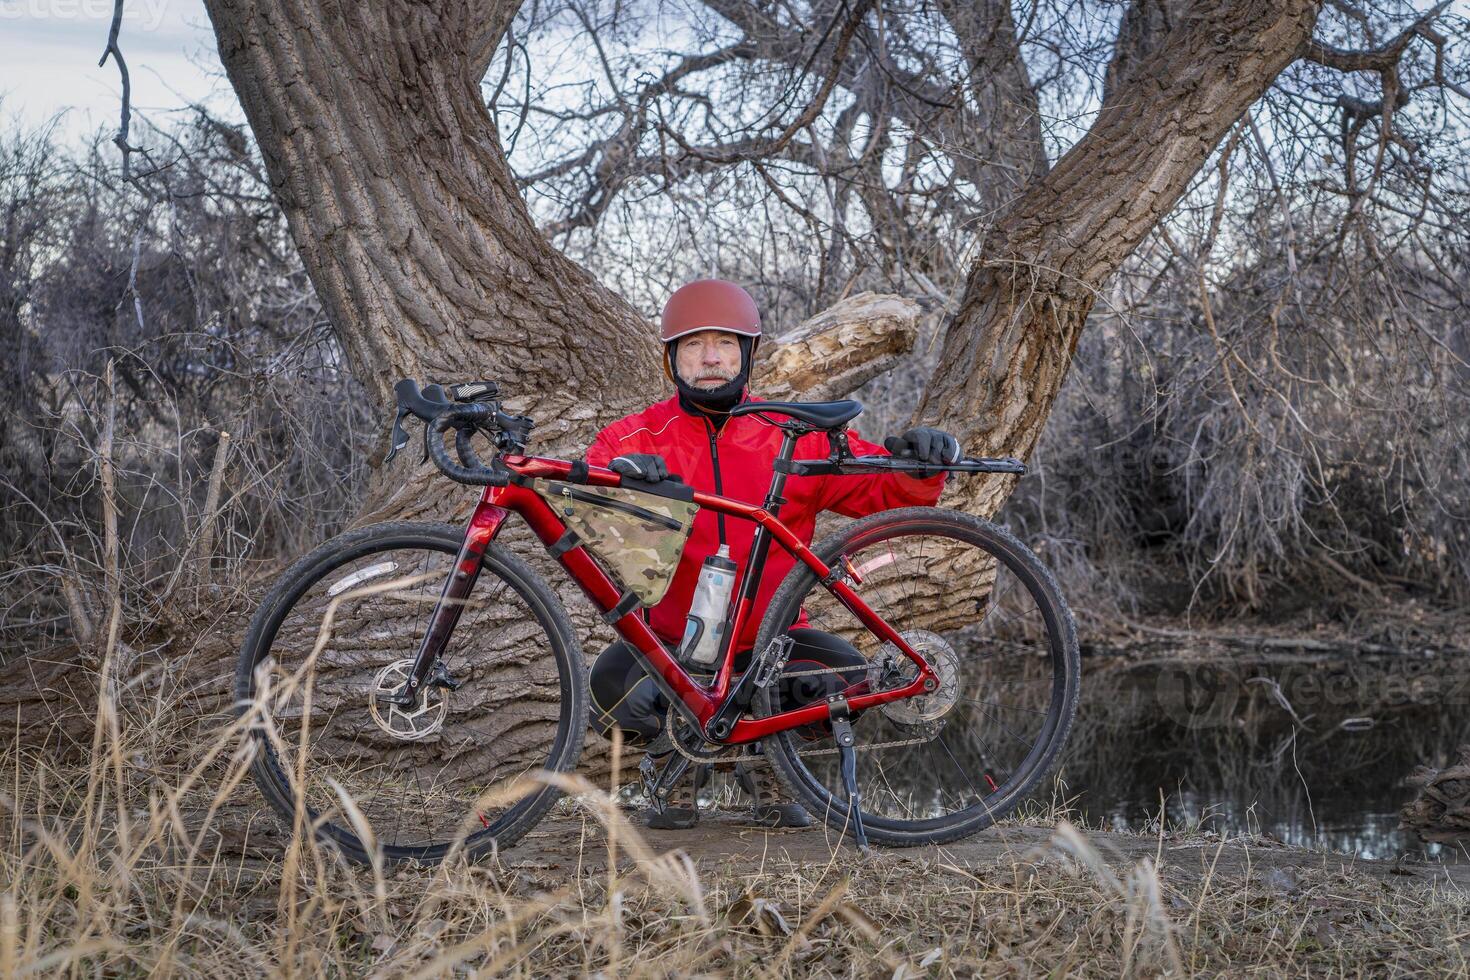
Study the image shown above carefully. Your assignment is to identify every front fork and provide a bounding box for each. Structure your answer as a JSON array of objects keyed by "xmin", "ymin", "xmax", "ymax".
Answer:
[{"xmin": 377, "ymin": 497, "xmax": 510, "ymax": 707}]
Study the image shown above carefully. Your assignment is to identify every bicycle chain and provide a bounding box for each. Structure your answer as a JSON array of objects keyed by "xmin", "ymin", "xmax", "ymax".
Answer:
[{"xmin": 664, "ymin": 661, "xmax": 939, "ymax": 764}]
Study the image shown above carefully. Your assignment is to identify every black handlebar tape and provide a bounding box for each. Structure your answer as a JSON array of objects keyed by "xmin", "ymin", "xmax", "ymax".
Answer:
[
  {"xmin": 428, "ymin": 406, "xmax": 506, "ymax": 485},
  {"xmin": 454, "ymin": 426, "xmax": 482, "ymax": 468}
]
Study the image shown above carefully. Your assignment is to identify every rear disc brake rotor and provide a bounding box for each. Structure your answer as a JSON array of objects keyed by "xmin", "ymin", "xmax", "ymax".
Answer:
[
  {"xmin": 869, "ymin": 629, "xmax": 960, "ymax": 725},
  {"xmin": 369, "ymin": 659, "xmax": 448, "ymax": 741}
]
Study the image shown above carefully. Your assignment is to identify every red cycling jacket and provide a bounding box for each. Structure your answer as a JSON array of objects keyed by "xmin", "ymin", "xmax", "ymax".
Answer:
[{"xmin": 586, "ymin": 395, "xmax": 946, "ymax": 651}]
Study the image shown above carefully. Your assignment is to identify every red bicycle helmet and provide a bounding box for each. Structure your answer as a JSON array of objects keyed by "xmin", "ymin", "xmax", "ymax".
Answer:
[{"xmin": 659, "ymin": 279, "xmax": 762, "ymax": 342}]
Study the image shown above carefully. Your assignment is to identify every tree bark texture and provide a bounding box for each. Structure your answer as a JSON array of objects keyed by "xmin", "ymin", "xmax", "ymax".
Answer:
[
  {"xmin": 756, "ymin": 293, "xmax": 921, "ymax": 402},
  {"xmin": 200, "ymin": 0, "xmax": 657, "ymax": 471},
  {"xmin": 1401, "ymin": 745, "xmax": 1470, "ymax": 844}
]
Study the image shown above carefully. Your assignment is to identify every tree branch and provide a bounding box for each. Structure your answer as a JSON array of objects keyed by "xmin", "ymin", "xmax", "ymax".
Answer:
[
  {"xmin": 757, "ymin": 292, "xmax": 922, "ymax": 401},
  {"xmin": 670, "ymin": 0, "xmax": 876, "ymax": 165},
  {"xmin": 1301, "ymin": 1, "xmax": 1452, "ymax": 73},
  {"xmin": 98, "ymin": 0, "xmax": 137, "ymax": 179}
]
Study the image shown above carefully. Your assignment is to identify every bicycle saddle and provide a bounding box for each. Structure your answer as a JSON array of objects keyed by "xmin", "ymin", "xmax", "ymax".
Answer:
[{"xmin": 729, "ymin": 399, "xmax": 862, "ymax": 429}]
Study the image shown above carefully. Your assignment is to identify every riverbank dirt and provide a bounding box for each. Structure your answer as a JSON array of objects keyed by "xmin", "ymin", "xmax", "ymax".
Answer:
[
  {"xmin": 9, "ymin": 738, "xmax": 1470, "ymax": 976},
  {"xmin": 514, "ymin": 808, "xmax": 1470, "ymax": 891},
  {"xmin": 198, "ymin": 798, "xmax": 1470, "ymax": 976},
  {"xmin": 7, "ymin": 612, "xmax": 1468, "ymax": 975}
]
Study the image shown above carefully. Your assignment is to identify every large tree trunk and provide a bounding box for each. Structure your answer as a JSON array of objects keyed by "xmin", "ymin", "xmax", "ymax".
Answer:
[
  {"xmin": 923, "ymin": 0, "xmax": 1320, "ymax": 516},
  {"xmin": 202, "ymin": 0, "xmax": 657, "ymax": 504}
]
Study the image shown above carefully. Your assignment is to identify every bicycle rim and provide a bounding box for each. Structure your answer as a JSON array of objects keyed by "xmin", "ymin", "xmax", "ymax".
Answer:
[
  {"xmin": 237, "ymin": 522, "xmax": 585, "ymax": 863},
  {"xmin": 754, "ymin": 508, "xmax": 1079, "ymax": 845}
]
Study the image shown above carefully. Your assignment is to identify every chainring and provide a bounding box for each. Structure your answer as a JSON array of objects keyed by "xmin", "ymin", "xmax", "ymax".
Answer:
[
  {"xmin": 666, "ymin": 706, "xmax": 736, "ymax": 762},
  {"xmin": 868, "ymin": 629, "xmax": 961, "ymax": 726}
]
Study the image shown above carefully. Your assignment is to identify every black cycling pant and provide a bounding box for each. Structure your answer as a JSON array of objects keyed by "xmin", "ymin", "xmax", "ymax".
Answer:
[{"xmin": 589, "ymin": 628, "xmax": 866, "ymax": 746}]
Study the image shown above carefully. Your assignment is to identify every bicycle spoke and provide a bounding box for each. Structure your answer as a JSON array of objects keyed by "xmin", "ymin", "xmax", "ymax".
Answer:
[
  {"xmin": 953, "ymin": 696, "xmax": 1052, "ymax": 717},
  {"xmin": 931, "ymin": 736, "xmax": 982, "ymax": 810}
]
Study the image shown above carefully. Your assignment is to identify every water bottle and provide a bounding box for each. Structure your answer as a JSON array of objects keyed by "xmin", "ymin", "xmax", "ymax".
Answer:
[{"xmin": 679, "ymin": 545, "xmax": 737, "ymax": 667}]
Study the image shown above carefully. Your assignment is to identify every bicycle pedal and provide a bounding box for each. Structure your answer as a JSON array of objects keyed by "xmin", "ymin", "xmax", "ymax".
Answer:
[
  {"xmin": 639, "ymin": 752, "xmax": 694, "ymax": 813},
  {"xmin": 751, "ymin": 635, "xmax": 794, "ymax": 690},
  {"xmin": 639, "ymin": 755, "xmax": 663, "ymax": 813}
]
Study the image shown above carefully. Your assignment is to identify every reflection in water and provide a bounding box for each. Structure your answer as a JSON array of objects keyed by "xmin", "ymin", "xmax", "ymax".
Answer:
[
  {"xmin": 1053, "ymin": 656, "xmax": 1470, "ymax": 864},
  {"xmin": 1096, "ymin": 789, "xmax": 1463, "ymax": 863}
]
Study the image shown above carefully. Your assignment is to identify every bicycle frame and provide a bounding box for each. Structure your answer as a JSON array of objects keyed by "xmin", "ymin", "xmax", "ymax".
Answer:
[{"xmin": 405, "ymin": 438, "xmax": 940, "ymax": 746}]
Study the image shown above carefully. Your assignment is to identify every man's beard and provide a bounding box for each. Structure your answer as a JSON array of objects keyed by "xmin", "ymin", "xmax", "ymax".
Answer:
[{"xmin": 690, "ymin": 368, "xmax": 735, "ymax": 389}]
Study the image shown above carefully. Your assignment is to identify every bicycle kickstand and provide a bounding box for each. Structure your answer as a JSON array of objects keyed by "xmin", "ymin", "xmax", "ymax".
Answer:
[{"xmin": 828, "ymin": 697, "xmax": 870, "ymax": 854}]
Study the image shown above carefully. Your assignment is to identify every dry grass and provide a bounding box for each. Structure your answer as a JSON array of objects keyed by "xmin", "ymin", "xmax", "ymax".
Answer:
[{"xmin": 1, "ymin": 657, "xmax": 1467, "ymax": 980}]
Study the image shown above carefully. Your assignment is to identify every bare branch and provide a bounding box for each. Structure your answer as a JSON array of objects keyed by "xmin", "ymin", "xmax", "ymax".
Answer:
[
  {"xmin": 97, "ymin": 0, "xmax": 137, "ymax": 179},
  {"xmin": 671, "ymin": 0, "xmax": 877, "ymax": 165},
  {"xmin": 1301, "ymin": 1, "xmax": 1452, "ymax": 72}
]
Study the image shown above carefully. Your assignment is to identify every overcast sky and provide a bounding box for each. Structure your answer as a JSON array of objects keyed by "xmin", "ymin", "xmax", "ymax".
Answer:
[{"xmin": 0, "ymin": 0, "xmax": 239, "ymax": 142}]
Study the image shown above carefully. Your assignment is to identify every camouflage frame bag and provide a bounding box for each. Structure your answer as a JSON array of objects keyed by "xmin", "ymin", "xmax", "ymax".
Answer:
[{"xmin": 532, "ymin": 480, "xmax": 700, "ymax": 606}]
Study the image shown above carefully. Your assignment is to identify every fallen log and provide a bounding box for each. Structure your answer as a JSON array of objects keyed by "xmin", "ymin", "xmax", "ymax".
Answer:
[
  {"xmin": 1400, "ymin": 745, "xmax": 1470, "ymax": 844},
  {"xmin": 755, "ymin": 292, "xmax": 922, "ymax": 402}
]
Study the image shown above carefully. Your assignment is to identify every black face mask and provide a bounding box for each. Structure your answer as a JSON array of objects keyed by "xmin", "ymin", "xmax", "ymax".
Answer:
[{"xmin": 670, "ymin": 335, "xmax": 755, "ymax": 418}]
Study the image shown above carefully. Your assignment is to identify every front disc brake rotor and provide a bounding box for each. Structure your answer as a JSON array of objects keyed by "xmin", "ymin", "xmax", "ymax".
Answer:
[
  {"xmin": 869, "ymin": 629, "xmax": 960, "ymax": 725},
  {"xmin": 369, "ymin": 659, "xmax": 448, "ymax": 741}
]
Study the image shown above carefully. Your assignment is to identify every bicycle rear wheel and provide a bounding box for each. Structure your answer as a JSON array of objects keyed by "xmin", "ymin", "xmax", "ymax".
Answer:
[
  {"xmin": 234, "ymin": 521, "xmax": 587, "ymax": 864},
  {"xmin": 753, "ymin": 507, "xmax": 1079, "ymax": 846}
]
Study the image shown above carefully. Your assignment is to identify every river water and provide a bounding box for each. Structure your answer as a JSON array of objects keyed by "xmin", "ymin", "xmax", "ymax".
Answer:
[{"xmin": 1055, "ymin": 651, "xmax": 1470, "ymax": 863}]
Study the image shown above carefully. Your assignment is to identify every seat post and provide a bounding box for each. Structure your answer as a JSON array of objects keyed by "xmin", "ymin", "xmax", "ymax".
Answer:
[{"xmin": 762, "ymin": 427, "xmax": 802, "ymax": 517}]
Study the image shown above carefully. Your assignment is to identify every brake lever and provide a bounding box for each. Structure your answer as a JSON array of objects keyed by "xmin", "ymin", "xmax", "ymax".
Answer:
[{"xmin": 385, "ymin": 407, "xmax": 412, "ymax": 464}]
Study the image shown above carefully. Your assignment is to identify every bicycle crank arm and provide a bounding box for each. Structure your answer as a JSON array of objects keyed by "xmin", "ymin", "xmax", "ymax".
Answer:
[
  {"xmin": 704, "ymin": 636, "xmax": 793, "ymax": 741},
  {"xmin": 640, "ymin": 750, "xmax": 693, "ymax": 810}
]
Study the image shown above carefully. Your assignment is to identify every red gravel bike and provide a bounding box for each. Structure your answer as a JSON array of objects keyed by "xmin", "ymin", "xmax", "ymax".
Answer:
[{"xmin": 236, "ymin": 380, "xmax": 1079, "ymax": 864}]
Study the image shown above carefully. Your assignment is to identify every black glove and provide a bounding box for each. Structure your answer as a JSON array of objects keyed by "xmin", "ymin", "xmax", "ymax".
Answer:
[
  {"xmin": 884, "ymin": 427, "xmax": 961, "ymax": 465},
  {"xmin": 609, "ymin": 453, "xmax": 679, "ymax": 483}
]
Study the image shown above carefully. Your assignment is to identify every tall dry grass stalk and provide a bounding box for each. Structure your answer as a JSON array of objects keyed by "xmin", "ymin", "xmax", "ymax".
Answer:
[{"xmin": 0, "ymin": 625, "xmax": 1467, "ymax": 978}]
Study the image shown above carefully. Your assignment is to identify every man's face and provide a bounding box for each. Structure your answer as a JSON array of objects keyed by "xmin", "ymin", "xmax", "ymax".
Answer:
[{"xmin": 675, "ymin": 330, "xmax": 742, "ymax": 390}]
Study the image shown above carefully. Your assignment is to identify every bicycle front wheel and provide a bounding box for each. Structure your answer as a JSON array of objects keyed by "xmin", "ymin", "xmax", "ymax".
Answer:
[
  {"xmin": 753, "ymin": 507, "xmax": 1079, "ymax": 847},
  {"xmin": 234, "ymin": 521, "xmax": 587, "ymax": 864}
]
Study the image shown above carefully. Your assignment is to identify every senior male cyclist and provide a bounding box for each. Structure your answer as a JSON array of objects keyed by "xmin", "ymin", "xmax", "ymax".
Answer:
[{"xmin": 586, "ymin": 279, "xmax": 961, "ymax": 830}]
